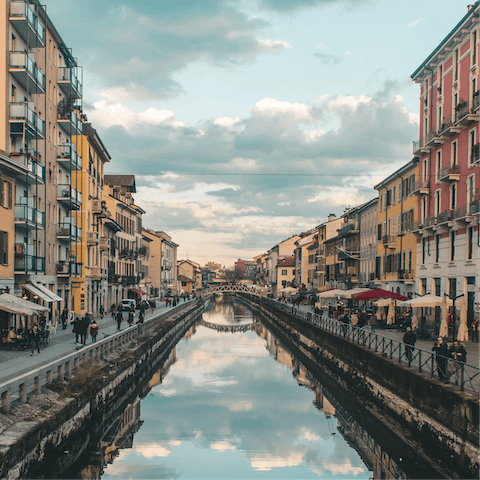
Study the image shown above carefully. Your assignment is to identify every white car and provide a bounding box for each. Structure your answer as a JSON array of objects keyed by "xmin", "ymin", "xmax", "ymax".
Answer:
[{"xmin": 121, "ymin": 299, "xmax": 136, "ymax": 311}]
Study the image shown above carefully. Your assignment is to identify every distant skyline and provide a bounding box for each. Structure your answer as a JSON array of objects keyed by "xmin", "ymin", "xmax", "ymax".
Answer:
[{"xmin": 45, "ymin": 0, "xmax": 472, "ymax": 266}]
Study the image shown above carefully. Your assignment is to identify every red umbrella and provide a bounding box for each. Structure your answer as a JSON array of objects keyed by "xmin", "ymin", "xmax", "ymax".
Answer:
[{"xmin": 352, "ymin": 289, "xmax": 407, "ymax": 301}]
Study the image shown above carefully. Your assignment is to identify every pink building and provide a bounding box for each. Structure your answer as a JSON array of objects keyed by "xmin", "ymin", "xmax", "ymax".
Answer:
[{"xmin": 411, "ymin": 3, "xmax": 479, "ymax": 329}]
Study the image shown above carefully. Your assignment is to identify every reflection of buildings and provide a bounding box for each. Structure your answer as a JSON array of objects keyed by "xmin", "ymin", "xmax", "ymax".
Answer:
[
  {"xmin": 256, "ymin": 322, "xmax": 407, "ymax": 480},
  {"xmin": 148, "ymin": 347, "xmax": 177, "ymax": 389}
]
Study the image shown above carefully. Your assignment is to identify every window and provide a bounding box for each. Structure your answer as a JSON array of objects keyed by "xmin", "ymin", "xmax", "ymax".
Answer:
[
  {"xmin": 454, "ymin": 48, "xmax": 459, "ymax": 81},
  {"xmin": 0, "ymin": 179, "xmax": 13, "ymax": 209},
  {"xmin": 434, "ymin": 278, "xmax": 441, "ymax": 297},
  {"xmin": 11, "ymin": 84, "xmax": 16, "ymax": 102},
  {"xmin": 422, "ymin": 158, "xmax": 428, "ymax": 181},
  {"xmin": 392, "ymin": 216, "xmax": 395, "ymax": 237},
  {"xmin": 422, "ymin": 238, "xmax": 426, "ymax": 264},
  {"xmin": 448, "ymin": 278, "xmax": 456, "ymax": 298},
  {"xmin": 438, "ymin": 106, "xmax": 442, "ymax": 130},
  {"xmin": 434, "ymin": 189, "xmax": 441, "ymax": 217},
  {"xmin": 450, "ymin": 231, "xmax": 455, "ymax": 261},
  {"xmin": 469, "ymin": 128, "xmax": 476, "ymax": 166},
  {"xmin": 435, "ymin": 234, "xmax": 440, "ymax": 263},
  {"xmin": 436, "ymin": 151, "xmax": 441, "ymax": 182},
  {"xmin": 467, "ymin": 175, "xmax": 475, "ymax": 212},
  {"xmin": 450, "ymin": 183, "xmax": 457, "ymax": 210},
  {"xmin": 393, "ymin": 186, "xmax": 396, "ymax": 205},
  {"xmin": 452, "ymin": 141, "xmax": 457, "ymax": 166},
  {"xmin": 282, "ymin": 269, "xmax": 287, "ymax": 275},
  {"xmin": 398, "ymin": 181, "xmax": 401, "ymax": 202},
  {"xmin": 0, "ymin": 231, "xmax": 8, "ymax": 265},
  {"xmin": 421, "ymin": 278, "xmax": 427, "ymax": 295},
  {"xmin": 467, "ymin": 226, "xmax": 473, "ymax": 260},
  {"xmin": 473, "ymin": 29, "xmax": 477, "ymax": 65},
  {"xmin": 379, "ymin": 193, "xmax": 383, "ymax": 211}
]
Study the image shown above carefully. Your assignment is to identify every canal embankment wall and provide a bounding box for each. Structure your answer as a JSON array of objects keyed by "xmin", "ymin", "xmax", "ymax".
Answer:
[
  {"xmin": 241, "ymin": 295, "xmax": 479, "ymax": 480},
  {"xmin": 0, "ymin": 300, "xmax": 207, "ymax": 480}
]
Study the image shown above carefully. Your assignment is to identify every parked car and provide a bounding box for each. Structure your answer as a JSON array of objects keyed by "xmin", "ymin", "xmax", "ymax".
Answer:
[{"xmin": 120, "ymin": 299, "xmax": 136, "ymax": 311}]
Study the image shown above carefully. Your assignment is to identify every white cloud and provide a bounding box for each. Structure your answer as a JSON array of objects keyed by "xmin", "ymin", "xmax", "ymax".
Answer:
[
  {"xmin": 210, "ymin": 440, "xmax": 237, "ymax": 452},
  {"xmin": 250, "ymin": 452, "xmax": 304, "ymax": 471},
  {"xmin": 408, "ymin": 18, "xmax": 425, "ymax": 27},
  {"xmin": 315, "ymin": 43, "xmax": 325, "ymax": 48},
  {"xmin": 253, "ymin": 97, "xmax": 313, "ymax": 123},
  {"xmin": 258, "ymin": 38, "xmax": 291, "ymax": 50},
  {"xmin": 214, "ymin": 116, "xmax": 241, "ymax": 129},
  {"xmin": 228, "ymin": 400, "xmax": 255, "ymax": 411},
  {"xmin": 223, "ymin": 157, "xmax": 258, "ymax": 170},
  {"xmin": 344, "ymin": 50, "xmax": 354, "ymax": 56},
  {"xmin": 324, "ymin": 458, "xmax": 366, "ymax": 476}
]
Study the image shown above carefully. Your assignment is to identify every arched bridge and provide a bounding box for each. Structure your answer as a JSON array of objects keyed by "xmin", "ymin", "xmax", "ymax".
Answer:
[
  {"xmin": 199, "ymin": 319, "xmax": 257, "ymax": 333},
  {"xmin": 201, "ymin": 283, "xmax": 262, "ymax": 297}
]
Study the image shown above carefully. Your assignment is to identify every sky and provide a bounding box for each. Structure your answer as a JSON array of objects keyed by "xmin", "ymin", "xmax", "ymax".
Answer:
[{"xmin": 46, "ymin": 0, "xmax": 472, "ymax": 266}]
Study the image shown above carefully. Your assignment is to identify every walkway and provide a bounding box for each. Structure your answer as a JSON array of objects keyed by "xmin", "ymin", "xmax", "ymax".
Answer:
[{"xmin": 0, "ymin": 300, "xmax": 193, "ymax": 383}]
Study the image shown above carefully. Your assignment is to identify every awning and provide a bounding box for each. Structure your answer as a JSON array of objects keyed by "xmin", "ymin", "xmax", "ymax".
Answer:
[
  {"xmin": 337, "ymin": 288, "xmax": 372, "ymax": 299},
  {"xmin": 129, "ymin": 288, "xmax": 147, "ymax": 295},
  {"xmin": 317, "ymin": 289, "xmax": 345, "ymax": 298},
  {"xmin": 34, "ymin": 283, "xmax": 63, "ymax": 302},
  {"xmin": 0, "ymin": 293, "xmax": 48, "ymax": 313},
  {"xmin": 0, "ymin": 298, "xmax": 35, "ymax": 315},
  {"xmin": 399, "ymin": 295, "xmax": 453, "ymax": 308},
  {"xmin": 353, "ymin": 289, "xmax": 407, "ymax": 302},
  {"xmin": 23, "ymin": 283, "xmax": 54, "ymax": 303}
]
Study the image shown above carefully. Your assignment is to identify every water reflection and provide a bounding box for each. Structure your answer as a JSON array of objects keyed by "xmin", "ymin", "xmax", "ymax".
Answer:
[{"xmin": 101, "ymin": 300, "xmax": 374, "ymax": 479}]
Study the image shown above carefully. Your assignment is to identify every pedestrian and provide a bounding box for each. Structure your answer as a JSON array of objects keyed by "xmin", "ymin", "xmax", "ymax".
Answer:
[
  {"xmin": 111, "ymin": 303, "xmax": 116, "ymax": 318},
  {"xmin": 78, "ymin": 317, "xmax": 88, "ymax": 345},
  {"xmin": 432, "ymin": 337, "xmax": 450, "ymax": 380},
  {"xmin": 30, "ymin": 323, "xmax": 40, "ymax": 355},
  {"xmin": 61, "ymin": 306, "xmax": 69, "ymax": 330},
  {"xmin": 471, "ymin": 317, "xmax": 479, "ymax": 343},
  {"xmin": 165, "ymin": 297, "xmax": 169, "ymax": 307},
  {"xmin": 449, "ymin": 339, "xmax": 467, "ymax": 363},
  {"xmin": 90, "ymin": 320, "xmax": 99, "ymax": 343},
  {"xmin": 139, "ymin": 310, "xmax": 145, "ymax": 324},
  {"xmin": 150, "ymin": 301, "xmax": 155, "ymax": 314},
  {"xmin": 99, "ymin": 304, "xmax": 105, "ymax": 318},
  {"xmin": 116, "ymin": 310, "xmax": 123, "ymax": 331},
  {"xmin": 128, "ymin": 310, "xmax": 134, "ymax": 327},
  {"xmin": 73, "ymin": 317, "xmax": 81, "ymax": 343},
  {"xmin": 403, "ymin": 327, "xmax": 417, "ymax": 363},
  {"xmin": 38, "ymin": 313, "xmax": 46, "ymax": 333},
  {"xmin": 7, "ymin": 327, "xmax": 17, "ymax": 350}
]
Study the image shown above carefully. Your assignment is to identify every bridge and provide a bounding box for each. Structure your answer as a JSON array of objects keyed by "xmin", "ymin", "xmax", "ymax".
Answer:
[
  {"xmin": 199, "ymin": 319, "xmax": 257, "ymax": 333},
  {"xmin": 201, "ymin": 283, "xmax": 262, "ymax": 297}
]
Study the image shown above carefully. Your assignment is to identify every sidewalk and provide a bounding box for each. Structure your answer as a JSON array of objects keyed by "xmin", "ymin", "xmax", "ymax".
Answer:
[
  {"xmin": 294, "ymin": 303, "xmax": 480, "ymax": 367},
  {"xmin": 0, "ymin": 300, "xmax": 193, "ymax": 384}
]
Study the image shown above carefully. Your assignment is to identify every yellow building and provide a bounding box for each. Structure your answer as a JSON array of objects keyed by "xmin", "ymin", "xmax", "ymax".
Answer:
[
  {"xmin": 374, "ymin": 159, "xmax": 419, "ymax": 296},
  {"xmin": 71, "ymin": 123, "xmax": 110, "ymax": 315},
  {"xmin": 178, "ymin": 259, "xmax": 201, "ymax": 293},
  {"xmin": 276, "ymin": 257, "xmax": 295, "ymax": 291}
]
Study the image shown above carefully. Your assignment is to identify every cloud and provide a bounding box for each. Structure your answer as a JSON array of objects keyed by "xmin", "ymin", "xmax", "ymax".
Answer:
[
  {"xmin": 210, "ymin": 440, "xmax": 237, "ymax": 451},
  {"xmin": 314, "ymin": 53, "xmax": 342, "ymax": 65},
  {"xmin": 257, "ymin": 39, "xmax": 292, "ymax": 50},
  {"xmin": 256, "ymin": 0, "xmax": 372, "ymax": 13},
  {"xmin": 407, "ymin": 18, "xmax": 425, "ymax": 27}
]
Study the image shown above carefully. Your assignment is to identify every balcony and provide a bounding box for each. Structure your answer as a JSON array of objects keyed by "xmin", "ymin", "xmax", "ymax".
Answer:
[
  {"xmin": 57, "ymin": 222, "xmax": 78, "ymax": 241},
  {"xmin": 26, "ymin": 158, "xmax": 45, "ymax": 184},
  {"xmin": 9, "ymin": 102, "xmax": 45, "ymax": 139},
  {"xmin": 57, "ymin": 144, "xmax": 82, "ymax": 171},
  {"xmin": 14, "ymin": 202, "xmax": 45, "ymax": 229},
  {"xmin": 437, "ymin": 209, "xmax": 453, "ymax": 225},
  {"xmin": 9, "ymin": 52, "xmax": 45, "ymax": 94},
  {"xmin": 57, "ymin": 184, "xmax": 82, "ymax": 210},
  {"xmin": 108, "ymin": 274, "xmax": 120, "ymax": 284},
  {"xmin": 438, "ymin": 165, "xmax": 460, "ymax": 183},
  {"xmin": 425, "ymin": 130, "xmax": 444, "ymax": 147},
  {"xmin": 337, "ymin": 223, "xmax": 358, "ymax": 238},
  {"xmin": 57, "ymin": 67, "xmax": 82, "ymax": 99},
  {"xmin": 120, "ymin": 275, "xmax": 139, "ymax": 285},
  {"xmin": 86, "ymin": 231, "xmax": 99, "ymax": 245},
  {"xmin": 469, "ymin": 199, "xmax": 480, "ymax": 216},
  {"xmin": 382, "ymin": 235, "xmax": 396, "ymax": 249},
  {"xmin": 411, "ymin": 179, "xmax": 429, "ymax": 196},
  {"xmin": 90, "ymin": 267, "xmax": 102, "ymax": 280},
  {"xmin": 455, "ymin": 102, "xmax": 479, "ymax": 126},
  {"xmin": 471, "ymin": 144, "xmax": 479, "ymax": 166},
  {"xmin": 99, "ymin": 237, "xmax": 109, "ymax": 251},
  {"xmin": 412, "ymin": 137, "xmax": 430, "ymax": 155},
  {"xmin": 15, "ymin": 255, "xmax": 44, "ymax": 274},
  {"xmin": 57, "ymin": 108, "xmax": 82, "ymax": 135},
  {"xmin": 473, "ymin": 91, "xmax": 480, "ymax": 111},
  {"xmin": 315, "ymin": 264, "xmax": 325, "ymax": 272},
  {"xmin": 9, "ymin": 0, "xmax": 45, "ymax": 47},
  {"xmin": 438, "ymin": 115, "xmax": 461, "ymax": 137}
]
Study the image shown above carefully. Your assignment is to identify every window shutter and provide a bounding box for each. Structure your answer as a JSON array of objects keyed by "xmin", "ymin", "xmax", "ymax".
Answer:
[
  {"xmin": 377, "ymin": 224, "xmax": 382, "ymax": 241},
  {"xmin": 0, "ymin": 180, "xmax": 4, "ymax": 207},
  {"xmin": 7, "ymin": 181, "xmax": 12, "ymax": 209}
]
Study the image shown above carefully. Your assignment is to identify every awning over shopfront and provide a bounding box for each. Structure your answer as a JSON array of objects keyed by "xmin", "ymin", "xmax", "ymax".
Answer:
[
  {"xmin": 130, "ymin": 288, "xmax": 147, "ymax": 295},
  {"xmin": 353, "ymin": 289, "xmax": 407, "ymax": 302},
  {"xmin": 33, "ymin": 283, "xmax": 63, "ymax": 302},
  {"xmin": 337, "ymin": 288, "xmax": 372, "ymax": 299},
  {"xmin": 23, "ymin": 283, "xmax": 54, "ymax": 303},
  {"xmin": 0, "ymin": 293, "xmax": 49, "ymax": 314},
  {"xmin": 317, "ymin": 289, "xmax": 345, "ymax": 298}
]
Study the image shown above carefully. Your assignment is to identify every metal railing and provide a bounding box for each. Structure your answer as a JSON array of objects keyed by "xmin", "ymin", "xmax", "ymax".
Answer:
[
  {"xmin": 0, "ymin": 301, "xmax": 200, "ymax": 412},
  {"xmin": 263, "ymin": 298, "xmax": 479, "ymax": 393},
  {"xmin": 9, "ymin": 51, "xmax": 45, "ymax": 91}
]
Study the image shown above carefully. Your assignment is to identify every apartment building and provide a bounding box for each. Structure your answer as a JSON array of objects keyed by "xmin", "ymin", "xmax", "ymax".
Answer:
[
  {"xmin": 276, "ymin": 257, "xmax": 295, "ymax": 290},
  {"xmin": 70, "ymin": 123, "xmax": 110, "ymax": 315},
  {"xmin": 358, "ymin": 198, "xmax": 378, "ymax": 287},
  {"xmin": 293, "ymin": 231, "xmax": 315, "ymax": 289},
  {"xmin": 103, "ymin": 175, "xmax": 144, "ymax": 306},
  {"xmin": 266, "ymin": 235, "xmax": 300, "ymax": 297},
  {"xmin": 177, "ymin": 259, "xmax": 201, "ymax": 293},
  {"xmin": 411, "ymin": 3, "xmax": 479, "ymax": 324},
  {"xmin": 143, "ymin": 229, "xmax": 178, "ymax": 298},
  {"xmin": 317, "ymin": 214, "xmax": 343, "ymax": 291},
  {"xmin": 253, "ymin": 253, "xmax": 267, "ymax": 286},
  {"xmin": 374, "ymin": 160, "xmax": 418, "ymax": 297},
  {"xmin": 1, "ymin": 0, "xmax": 83, "ymax": 318}
]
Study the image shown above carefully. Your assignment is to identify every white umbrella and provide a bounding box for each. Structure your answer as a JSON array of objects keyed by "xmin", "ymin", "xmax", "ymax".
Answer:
[
  {"xmin": 374, "ymin": 298, "xmax": 392, "ymax": 307},
  {"xmin": 387, "ymin": 298, "xmax": 395, "ymax": 325},
  {"xmin": 439, "ymin": 296, "xmax": 449, "ymax": 338},
  {"xmin": 457, "ymin": 296, "xmax": 469, "ymax": 342},
  {"xmin": 411, "ymin": 307, "xmax": 420, "ymax": 331},
  {"xmin": 337, "ymin": 288, "xmax": 372, "ymax": 299},
  {"xmin": 400, "ymin": 294, "xmax": 453, "ymax": 308},
  {"xmin": 317, "ymin": 289, "xmax": 345, "ymax": 298},
  {"xmin": 281, "ymin": 287, "xmax": 298, "ymax": 293}
]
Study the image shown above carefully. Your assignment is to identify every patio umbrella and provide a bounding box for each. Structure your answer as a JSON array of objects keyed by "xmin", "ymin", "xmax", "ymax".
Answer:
[
  {"xmin": 338, "ymin": 288, "xmax": 372, "ymax": 299},
  {"xmin": 457, "ymin": 296, "xmax": 469, "ymax": 342},
  {"xmin": 317, "ymin": 289, "xmax": 345, "ymax": 298},
  {"xmin": 387, "ymin": 298, "xmax": 395, "ymax": 325},
  {"xmin": 373, "ymin": 298, "xmax": 391, "ymax": 307},
  {"xmin": 411, "ymin": 307, "xmax": 420, "ymax": 330},
  {"xmin": 353, "ymin": 289, "xmax": 407, "ymax": 301},
  {"xmin": 439, "ymin": 296, "xmax": 449, "ymax": 338},
  {"xmin": 281, "ymin": 287, "xmax": 298, "ymax": 293},
  {"xmin": 400, "ymin": 295, "xmax": 453, "ymax": 308}
]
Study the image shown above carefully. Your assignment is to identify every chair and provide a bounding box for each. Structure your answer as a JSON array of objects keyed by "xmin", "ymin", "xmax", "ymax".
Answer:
[{"xmin": 48, "ymin": 317, "xmax": 58, "ymax": 335}]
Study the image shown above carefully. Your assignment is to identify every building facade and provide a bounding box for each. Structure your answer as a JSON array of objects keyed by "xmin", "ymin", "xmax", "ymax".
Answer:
[{"xmin": 358, "ymin": 198, "xmax": 378, "ymax": 288}]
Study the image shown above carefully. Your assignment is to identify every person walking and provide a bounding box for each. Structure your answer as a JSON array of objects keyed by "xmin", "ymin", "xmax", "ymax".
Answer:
[
  {"xmin": 73, "ymin": 317, "xmax": 81, "ymax": 343},
  {"xmin": 116, "ymin": 309, "xmax": 123, "ymax": 331},
  {"xmin": 78, "ymin": 317, "xmax": 88, "ymax": 346},
  {"xmin": 61, "ymin": 307, "xmax": 69, "ymax": 330},
  {"xmin": 30, "ymin": 323, "xmax": 40, "ymax": 356},
  {"xmin": 99, "ymin": 304, "xmax": 105, "ymax": 318},
  {"xmin": 471, "ymin": 317, "xmax": 479, "ymax": 343},
  {"xmin": 90, "ymin": 320, "xmax": 99, "ymax": 343},
  {"xmin": 432, "ymin": 337, "xmax": 450, "ymax": 380},
  {"xmin": 128, "ymin": 309, "xmax": 134, "ymax": 327},
  {"xmin": 7, "ymin": 327, "xmax": 17, "ymax": 350},
  {"xmin": 150, "ymin": 301, "xmax": 155, "ymax": 314},
  {"xmin": 111, "ymin": 303, "xmax": 116, "ymax": 318},
  {"xmin": 403, "ymin": 327, "xmax": 417, "ymax": 363},
  {"xmin": 450, "ymin": 339, "xmax": 467, "ymax": 385}
]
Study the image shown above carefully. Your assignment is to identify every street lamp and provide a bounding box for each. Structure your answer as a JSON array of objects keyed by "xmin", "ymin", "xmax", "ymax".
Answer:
[{"xmin": 446, "ymin": 292, "xmax": 464, "ymax": 339}]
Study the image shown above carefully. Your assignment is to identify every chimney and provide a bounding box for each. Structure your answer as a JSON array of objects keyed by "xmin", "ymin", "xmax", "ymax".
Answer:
[
  {"xmin": 327, "ymin": 214, "xmax": 336, "ymax": 222},
  {"xmin": 467, "ymin": 4, "xmax": 474, "ymax": 11}
]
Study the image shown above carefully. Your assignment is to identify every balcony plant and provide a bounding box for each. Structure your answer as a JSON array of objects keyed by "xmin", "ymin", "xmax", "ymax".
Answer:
[{"xmin": 455, "ymin": 99, "xmax": 468, "ymax": 111}]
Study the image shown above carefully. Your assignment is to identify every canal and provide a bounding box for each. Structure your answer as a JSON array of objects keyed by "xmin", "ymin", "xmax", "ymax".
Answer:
[{"xmin": 64, "ymin": 297, "xmax": 440, "ymax": 479}]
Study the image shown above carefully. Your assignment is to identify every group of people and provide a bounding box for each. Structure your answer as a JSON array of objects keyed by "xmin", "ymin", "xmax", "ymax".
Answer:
[
  {"xmin": 5, "ymin": 319, "xmax": 49, "ymax": 355},
  {"xmin": 432, "ymin": 337, "xmax": 467, "ymax": 380},
  {"xmin": 115, "ymin": 301, "xmax": 150, "ymax": 331},
  {"xmin": 72, "ymin": 314, "xmax": 99, "ymax": 345}
]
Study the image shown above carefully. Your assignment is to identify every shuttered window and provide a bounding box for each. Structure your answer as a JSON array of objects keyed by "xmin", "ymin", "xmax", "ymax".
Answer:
[{"xmin": 0, "ymin": 231, "xmax": 8, "ymax": 265}]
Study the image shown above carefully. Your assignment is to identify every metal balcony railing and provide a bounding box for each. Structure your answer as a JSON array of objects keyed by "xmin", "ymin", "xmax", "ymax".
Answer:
[
  {"xmin": 411, "ymin": 179, "xmax": 429, "ymax": 194},
  {"xmin": 57, "ymin": 67, "xmax": 82, "ymax": 99},
  {"xmin": 9, "ymin": 0, "xmax": 45, "ymax": 47},
  {"xmin": 473, "ymin": 91, "xmax": 480, "ymax": 111},
  {"xmin": 14, "ymin": 204, "xmax": 45, "ymax": 228},
  {"xmin": 455, "ymin": 102, "xmax": 469, "ymax": 123},
  {"xmin": 9, "ymin": 52, "xmax": 45, "ymax": 93},
  {"xmin": 14, "ymin": 255, "xmax": 44, "ymax": 273},
  {"xmin": 26, "ymin": 159, "xmax": 45, "ymax": 183},
  {"xmin": 438, "ymin": 165, "xmax": 460, "ymax": 182},
  {"xmin": 9, "ymin": 102, "xmax": 45, "ymax": 138},
  {"xmin": 57, "ymin": 109, "xmax": 82, "ymax": 135},
  {"xmin": 57, "ymin": 184, "xmax": 82, "ymax": 209},
  {"xmin": 437, "ymin": 210, "xmax": 453, "ymax": 225},
  {"xmin": 57, "ymin": 144, "xmax": 82, "ymax": 170}
]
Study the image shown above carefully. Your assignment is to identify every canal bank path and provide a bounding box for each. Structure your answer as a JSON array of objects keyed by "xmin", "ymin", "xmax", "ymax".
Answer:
[{"xmin": 0, "ymin": 299, "xmax": 194, "ymax": 384}]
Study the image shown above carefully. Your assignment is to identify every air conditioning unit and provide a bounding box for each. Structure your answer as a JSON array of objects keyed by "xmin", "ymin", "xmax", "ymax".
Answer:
[
  {"xmin": 15, "ymin": 243, "xmax": 25, "ymax": 256},
  {"xmin": 57, "ymin": 263, "xmax": 69, "ymax": 274}
]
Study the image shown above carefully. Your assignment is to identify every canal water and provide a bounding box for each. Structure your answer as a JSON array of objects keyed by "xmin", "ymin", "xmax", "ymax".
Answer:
[{"xmin": 68, "ymin": 297, "xmax": 416, "ymax": 479}]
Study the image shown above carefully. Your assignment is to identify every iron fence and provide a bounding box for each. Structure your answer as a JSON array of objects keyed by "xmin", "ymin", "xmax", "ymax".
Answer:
[{"xmin": 263, "ymin": 298, "xmax": 479, "ymax": 393}]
